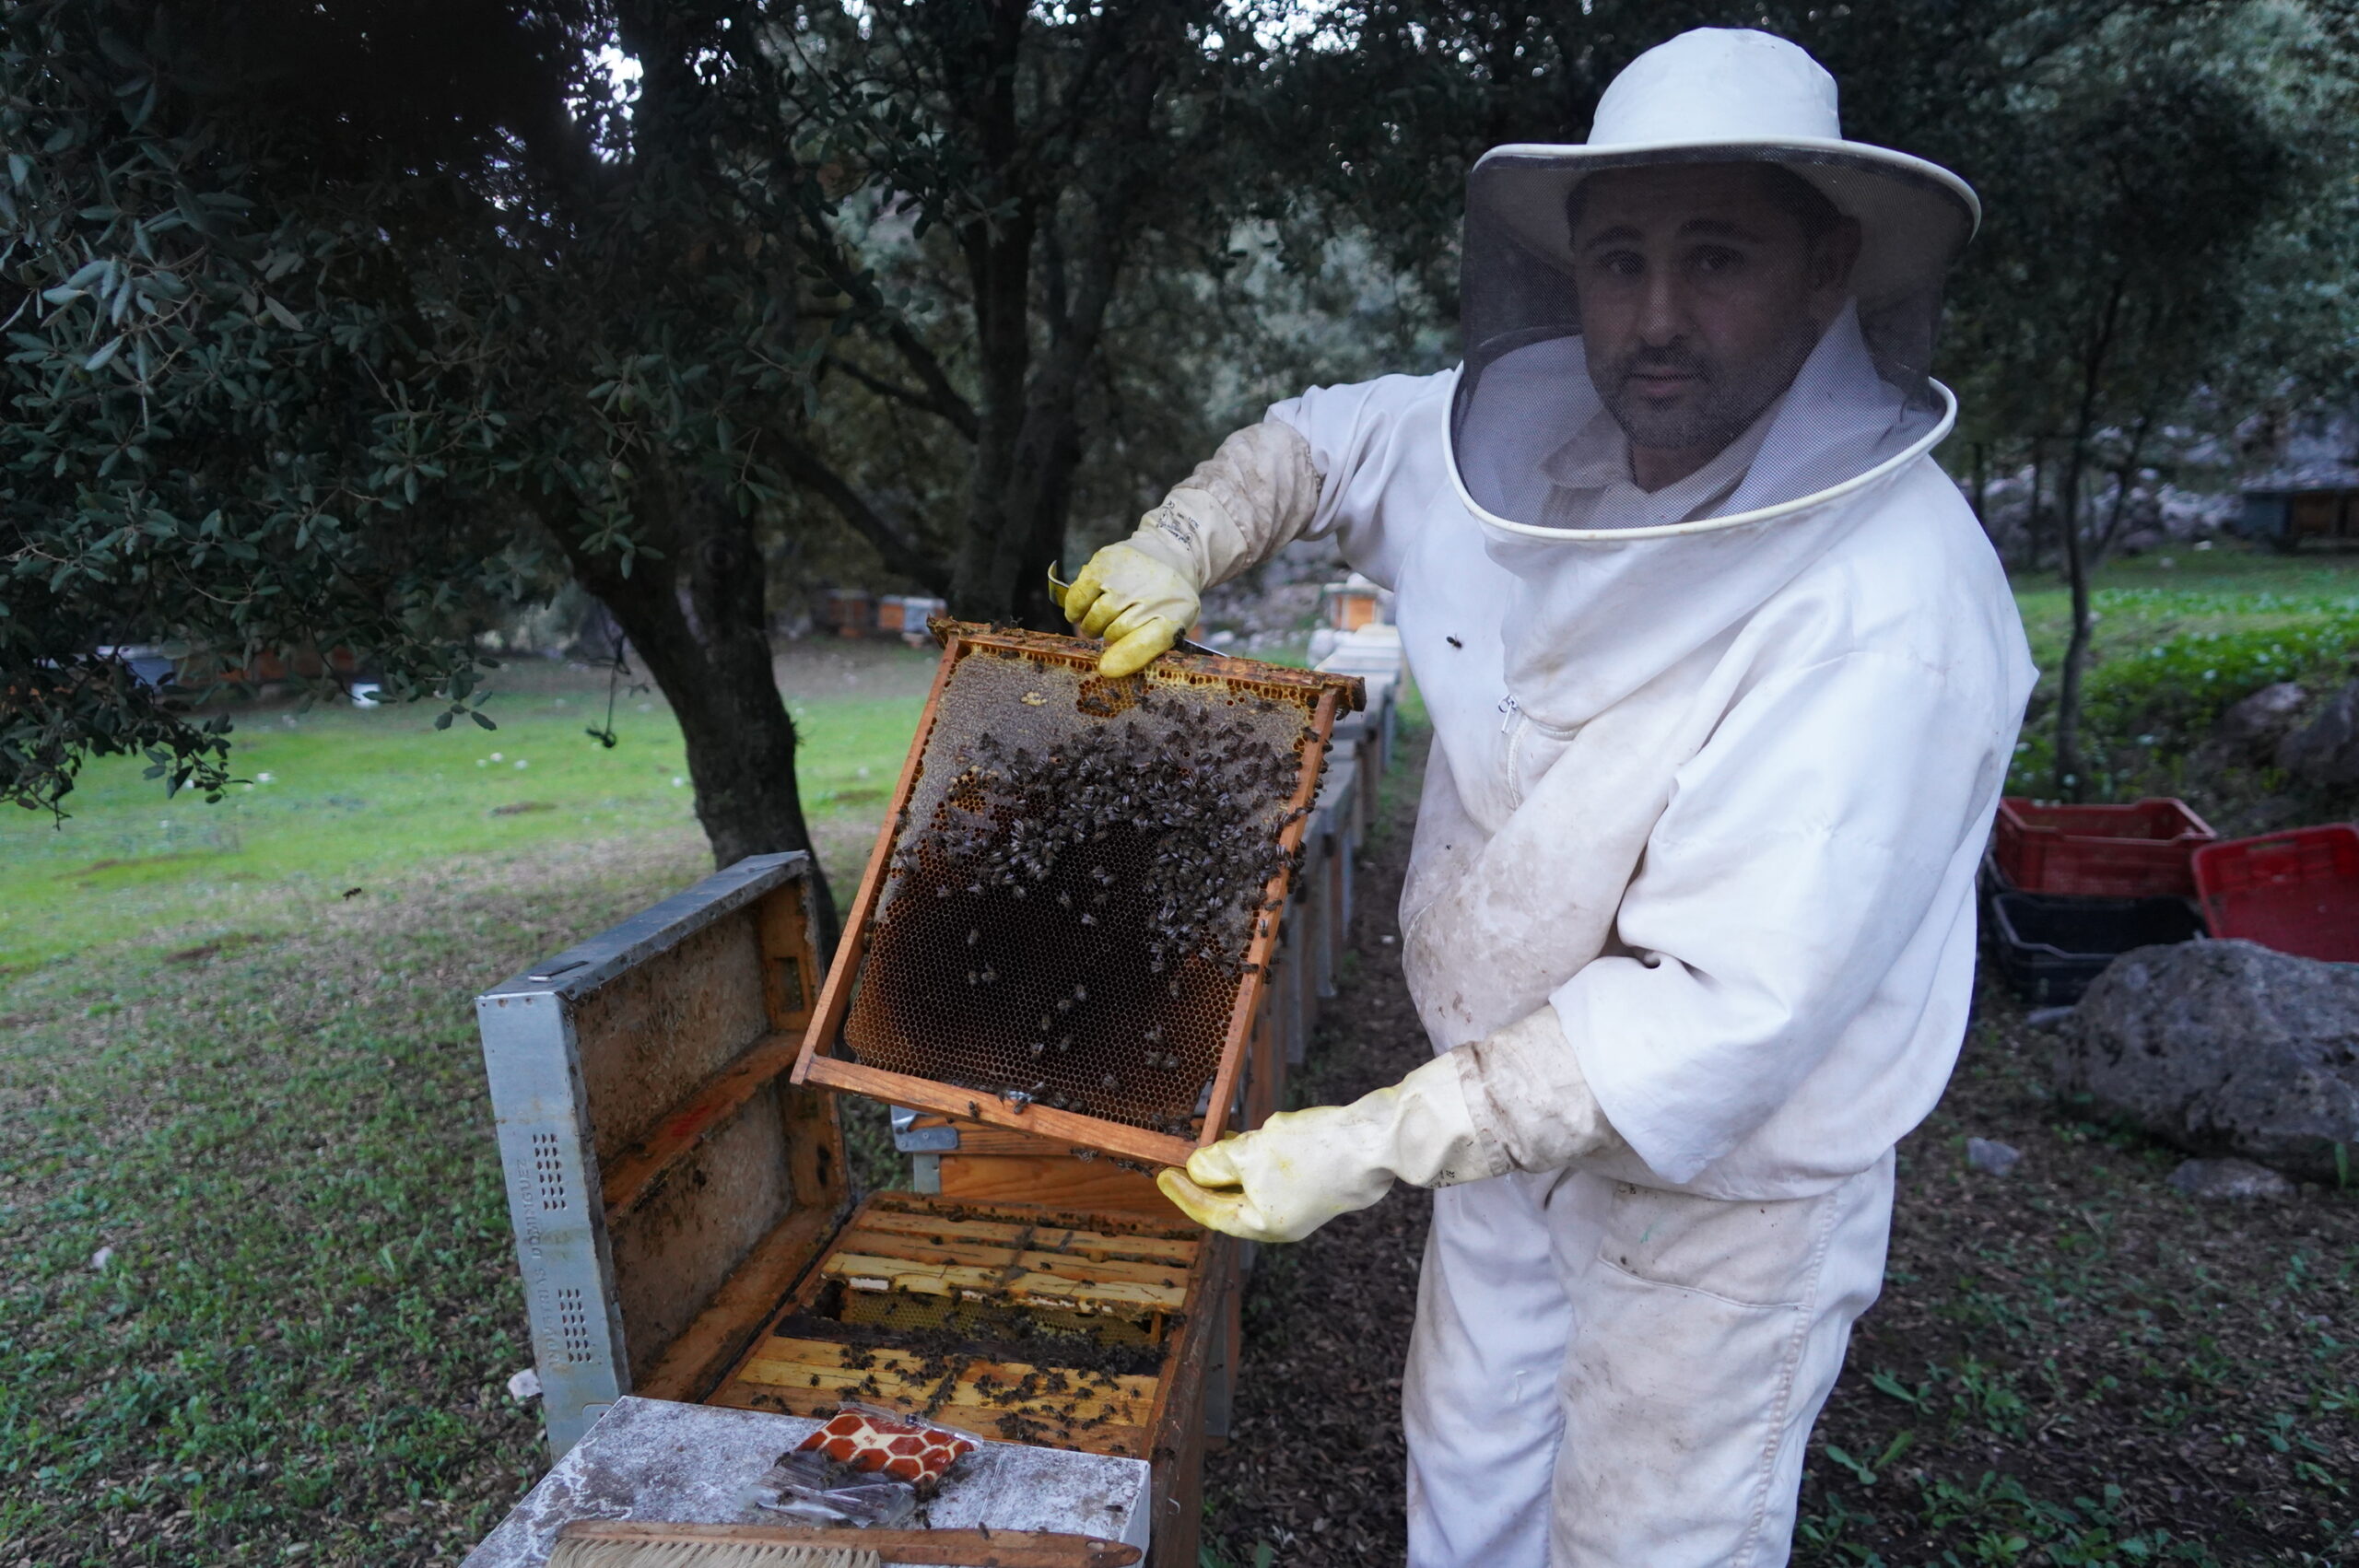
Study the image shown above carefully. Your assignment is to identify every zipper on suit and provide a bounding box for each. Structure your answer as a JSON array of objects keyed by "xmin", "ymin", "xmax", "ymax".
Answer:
[{"xmin": 1497, "ymin": 694, "xmax": 1529, "ymax": 811}]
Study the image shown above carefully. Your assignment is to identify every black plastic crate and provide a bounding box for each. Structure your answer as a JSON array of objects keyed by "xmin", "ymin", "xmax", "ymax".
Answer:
[{"xmin": 1987, "ymin": 891, "xmax": 2207, "ymax": 1005}]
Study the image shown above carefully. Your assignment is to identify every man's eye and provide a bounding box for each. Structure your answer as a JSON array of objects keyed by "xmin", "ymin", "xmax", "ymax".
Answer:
[
  {"xmin": 1691, "ymin": 247, "xmax": 1745, "ymax": 275},
  {"xmin": 1594, "ymin": 252, "xmax": 1643, "ymax": 279}
]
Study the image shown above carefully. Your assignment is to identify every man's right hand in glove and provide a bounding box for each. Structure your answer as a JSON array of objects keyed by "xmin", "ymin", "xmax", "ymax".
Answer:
[
  {"xmin": 1051, "ymin": 541, "xmax": 1200, "ymax": 678},
  {"xmin": 1055, "ymin": 420, "xmax": 1325, "ymax": 676}
]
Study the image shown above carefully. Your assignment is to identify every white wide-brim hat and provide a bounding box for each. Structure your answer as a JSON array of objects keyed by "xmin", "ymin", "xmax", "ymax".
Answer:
[{"xmin": 1476, "ymin": 28, "xmax": 1978, "ymax": 312}]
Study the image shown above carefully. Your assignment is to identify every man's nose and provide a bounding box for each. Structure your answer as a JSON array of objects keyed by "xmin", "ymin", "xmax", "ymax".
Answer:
[{"xmin": 1637, "ymin": 267, "xmax": 1691, "ymax": 346}]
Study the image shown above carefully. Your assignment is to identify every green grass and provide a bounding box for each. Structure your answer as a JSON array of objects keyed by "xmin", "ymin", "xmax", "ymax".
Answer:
[
  {"xmin": 0, "ymin": 653, "xmax": 932, "ymax": 968},
  {"xmin": 0, "ymin": 647, "xmax": 934, "ymax": 1566},
  {"xmin": 2007, "ymin": 544, "xmax": 2359, "ymax": 800},
  {"xmin": 2010, "ymin": 543, "xmax": 2359, "ymax": 671},
  {"xmin": 0, "ymin": 837, "xmax": 718, "ymax": 1565}
]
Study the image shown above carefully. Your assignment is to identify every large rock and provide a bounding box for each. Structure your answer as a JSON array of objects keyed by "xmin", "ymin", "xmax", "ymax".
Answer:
[
  {"xmin": 2056, "ymin": 939, "xmax": 2359, "ymax": 1181},
  {"xmin": 2276, "ymin": 679, "xmax": 2359, "ymax": 784},
  {"xmin": 2216, "ymin": 681, "xmax": 2307, "ymax": 751},
  {"xmin": 2165, "ymin": 1157, "xmax": 2295, "ymax": 1201}
]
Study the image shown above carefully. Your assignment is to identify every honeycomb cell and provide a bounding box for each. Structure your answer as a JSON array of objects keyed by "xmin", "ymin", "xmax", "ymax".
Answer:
[{"xmin": 838, "ymin": 640, "xmax": 1332, "ymax": 1134}]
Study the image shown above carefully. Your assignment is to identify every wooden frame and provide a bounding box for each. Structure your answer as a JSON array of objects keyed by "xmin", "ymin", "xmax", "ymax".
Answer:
[
  {"xmin": 792, "ymin": 621, "xmax": 1361, "ymax": 1169},
  {"xmin": 476, "ymin": 853, "xmax": 849, "ymax": 1456},
  {"xmin": 708, "ymin": 1195, "xmax": 1203, "ymax": 1452}
]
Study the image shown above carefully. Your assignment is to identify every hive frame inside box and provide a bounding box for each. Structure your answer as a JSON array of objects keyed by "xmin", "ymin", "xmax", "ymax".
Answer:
[
  {"xmin": 792, "ymin": 620, "xmax": 1362, "ymax": 1168},
  {"xmin": 476, "ymin": 853, "xmax": 847, "ymax": 1457},
  {"xmin": 702, "ymin": 1188, "xmax": 1234, "ymax": 1469}
]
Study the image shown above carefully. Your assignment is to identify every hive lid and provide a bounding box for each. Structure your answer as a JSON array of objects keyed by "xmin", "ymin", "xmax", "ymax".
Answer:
[{"xmin": 792, "ymin": 621, "xmax": 1363, "ymax": 1167}]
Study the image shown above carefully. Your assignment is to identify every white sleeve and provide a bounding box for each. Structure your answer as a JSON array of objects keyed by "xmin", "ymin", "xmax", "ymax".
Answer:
[
  {"xmin": 1452, "ymin": 1008, "xmax": 1627, "ymax": 1176},
  {"xmin": 1551, "ymin": 649, "xmax": 2008, "ymax": 1184},
  {"xmin": 1130, "ymin": 421, "xmax": 1325, "ymax": 589},
  {"xmin": 1266, "ymin": 371, "xmax": 1455, "ymax": 591}
]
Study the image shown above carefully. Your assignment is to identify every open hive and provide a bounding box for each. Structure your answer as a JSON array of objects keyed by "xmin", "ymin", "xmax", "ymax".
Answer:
[
  {"xmin": 793, "ymin": 622, "xmax": 1362, "ymax": 1166},
  {"xmin": 705, "ymin": 1193, "xmax": 1214, "ymax": 1457}
]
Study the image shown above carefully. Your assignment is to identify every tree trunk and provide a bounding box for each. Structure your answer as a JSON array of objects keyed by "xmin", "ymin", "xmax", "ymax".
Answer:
[
  {"xmin": 2053, "ymin": 450, "xmax": 2095, "ymax": 802},
  {"xmin": 2051, "ymin": 282, "xmax": 2127, "ymax": 804},
  {"xmin": 2026, "ymin": 437, "xmax": 2048, "ymax": 573},
  {"xmin": 557, "ymin": 486, "xmax": 839, "ymax": 948},
  {"xmin": 941, "ymin": 9, "xmax": 1171, "ymax": 632},
  {"xmin": 2091, "ymin": 412, "xmax": 2156, "ymax": 564}
]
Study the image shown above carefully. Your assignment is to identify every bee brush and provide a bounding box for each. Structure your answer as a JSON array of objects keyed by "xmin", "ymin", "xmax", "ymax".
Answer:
[{"xmin": 549, "ymin": 1521, "xmax": 1142, "ymax": 1568}]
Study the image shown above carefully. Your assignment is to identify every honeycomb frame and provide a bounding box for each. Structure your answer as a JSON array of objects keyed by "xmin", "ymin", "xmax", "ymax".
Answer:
[{"xmin": 792, "ymin": 621, "xmax": 1362, "ymax": 1167}]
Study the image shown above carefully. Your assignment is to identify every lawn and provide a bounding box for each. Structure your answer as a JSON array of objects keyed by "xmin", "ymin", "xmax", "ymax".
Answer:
[
  {"xmin": 1, "ymin": 556, "xmax": 2353, "ymax": 1566},
  {"xmin": 2010, "ymin": 542, "xmax": 2359, "ymax": 672},
  {"xmin": 0, "ymin": 643, "xmax": 936, "ymax": 970},
  {"xmin": 2008, "ymin": 545, "xmax": 2359, "ymax": 801},
  {"xmin": 0, "ymin": 641, "xmax": 933, "ymax": 1566}
]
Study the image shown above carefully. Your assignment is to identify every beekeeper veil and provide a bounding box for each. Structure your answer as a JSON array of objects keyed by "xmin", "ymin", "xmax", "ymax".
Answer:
[{"xmin": 1450, "ymin": 29, "xmax": 1979, "ymax": 539}]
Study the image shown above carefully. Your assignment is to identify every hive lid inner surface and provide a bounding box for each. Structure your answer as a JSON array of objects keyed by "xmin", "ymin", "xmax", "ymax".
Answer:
[{"xmin": 816, "ymin": 626, "xmax": 1347, "ymax": 1153}]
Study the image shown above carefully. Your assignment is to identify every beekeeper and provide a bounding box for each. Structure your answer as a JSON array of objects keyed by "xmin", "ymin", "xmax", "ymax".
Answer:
[{"xmin": 1055, "ymin": 25, "xmax": 2035, "ymax": 1568}]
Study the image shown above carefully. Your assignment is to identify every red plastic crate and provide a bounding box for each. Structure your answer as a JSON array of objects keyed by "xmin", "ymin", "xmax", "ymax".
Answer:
[
  {"xmin": 1992, "ymin": 797, "xmax": 2215, "ymax": 897},
  {"xmin": 2192, "ymin": 825, "xmax": 2359, "ymax": 963}
]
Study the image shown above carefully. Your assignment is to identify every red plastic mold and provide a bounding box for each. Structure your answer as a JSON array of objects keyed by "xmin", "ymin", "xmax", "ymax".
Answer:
[
  {"xmin": 1992, "ymin": 797, "xmax": 2215, "ymax": 898},
  {"xmin": 797, "ymin": 1409, "xmax": 976, "ymax": 1486},
  {"xmin": 2192, "ymin": 825, "xmax": 2359, "ymax": 963}
]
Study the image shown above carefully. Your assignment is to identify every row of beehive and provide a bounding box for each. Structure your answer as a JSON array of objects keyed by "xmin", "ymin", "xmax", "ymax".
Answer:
[
  {"xmin": 684, "ymin": 631, "xmax": 1403, "ymax": 1559},
  {"xmin": 472, "ymin": 630, "xmax": 1407, "ymax": 1568},
  {"xmin": 818, "ymin": 589, "xmax": 947, "ymax": 643}
]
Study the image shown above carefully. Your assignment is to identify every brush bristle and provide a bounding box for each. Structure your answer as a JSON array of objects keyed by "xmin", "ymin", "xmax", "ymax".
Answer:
[{"xmin": 546, "ymin": 1538, "xmax": 880, "ymax": 1568}]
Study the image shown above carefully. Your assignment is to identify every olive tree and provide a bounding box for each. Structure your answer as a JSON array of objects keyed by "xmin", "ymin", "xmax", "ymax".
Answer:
[{"xmin": 2, "ymin": 0, "xmax": 1303, "ymax": 934}]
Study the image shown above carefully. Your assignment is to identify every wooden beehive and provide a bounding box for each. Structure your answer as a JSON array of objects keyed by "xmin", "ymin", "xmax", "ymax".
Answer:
[
  {"xmin": 792, "ymin": 622, "xmax": 1362, "ymax": 1168},
  {"xmin": 477, "ymin": 854, "xmax": 1257, "ymax": 1568},
  {"xmin": 704, "ymin": 1192, "xmax": 1226, "ymax": 1463},
  {"xmin": 476, "ymin": 854, "xmax": 847, "ymax": 1457}
]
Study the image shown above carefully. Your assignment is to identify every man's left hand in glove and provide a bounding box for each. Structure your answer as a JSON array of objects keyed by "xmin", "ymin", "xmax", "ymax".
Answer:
[{"xmin": 1156, "ymin": 1008, "xmax": 1625, "ymax": 1243}]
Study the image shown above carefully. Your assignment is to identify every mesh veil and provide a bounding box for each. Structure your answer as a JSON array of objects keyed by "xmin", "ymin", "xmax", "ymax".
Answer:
[{"xmin": 1452, "ymin": 146, "xmax": 1977, "ymax": 533}]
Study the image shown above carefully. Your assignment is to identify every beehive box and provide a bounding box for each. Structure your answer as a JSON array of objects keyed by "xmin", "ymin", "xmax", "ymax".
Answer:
[
  {"xmin": 476, "ymin": 854, "xmax": 1248, "ymax": 1568},
  {"xmin": 475, "ymin": 854, "xmax": 846, "ymax": 1457},
  {"xmin": 704, "ymin": 1191, "xmax": 1226, "ymax": 1464},
  {"xmin": 793, "ymin": 622, "xmax": 1362, "ymax": 1168}
]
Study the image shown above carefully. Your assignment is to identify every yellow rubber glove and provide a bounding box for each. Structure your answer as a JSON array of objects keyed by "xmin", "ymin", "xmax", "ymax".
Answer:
[
  {"xmin": 1050, "ymin": 542, "xmax": 1199, "ymax": 677},
  {"xmin": 1156, "ymin": 1053, "xmax": 1490, "ymax": 1243}
]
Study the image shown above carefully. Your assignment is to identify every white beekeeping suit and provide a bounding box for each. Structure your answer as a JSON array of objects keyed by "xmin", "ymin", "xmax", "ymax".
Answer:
[{"xmin": 1060, "ymin": 27, "xmax": 2034, "ymax": 1568}]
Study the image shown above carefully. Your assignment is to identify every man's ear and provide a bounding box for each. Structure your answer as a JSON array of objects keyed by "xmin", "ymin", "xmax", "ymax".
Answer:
[{"xmin": 1811, "ymin": 216, "xmax": 1864, "ymax": 295}]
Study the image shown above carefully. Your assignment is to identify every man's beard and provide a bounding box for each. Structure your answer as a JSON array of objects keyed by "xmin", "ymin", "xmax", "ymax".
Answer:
[{"xmin": 1593, "ymin": 324, "xmax": 1818, "ymax": 459}]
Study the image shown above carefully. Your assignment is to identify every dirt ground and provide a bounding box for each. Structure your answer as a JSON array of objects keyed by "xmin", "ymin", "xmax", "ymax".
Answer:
[{"xmin": 1202, "ymin": 727, "xmax": 2359, "ymax": 1567}]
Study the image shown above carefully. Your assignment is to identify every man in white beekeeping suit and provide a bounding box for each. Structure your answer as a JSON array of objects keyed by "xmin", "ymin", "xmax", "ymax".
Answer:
[{"xmin": 1055, "ymin": 26, "xmax": 2034, "ymax": 1568}]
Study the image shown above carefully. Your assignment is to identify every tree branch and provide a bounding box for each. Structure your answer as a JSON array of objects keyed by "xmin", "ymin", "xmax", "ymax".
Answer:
[
  {"xmin": 822, "ymin": 351, "xmax": 980, "ymax": 441},
  {"xmin": 795, "ymin": 230, "xmax": 981, "ymax": 439},
  {"xmin": 770, "ymin": 431, "xmax": 952, "ymax": 593}
]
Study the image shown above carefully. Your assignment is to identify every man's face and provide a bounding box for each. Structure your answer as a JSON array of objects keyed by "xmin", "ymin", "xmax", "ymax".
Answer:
[{"xmin": 1570, "ymin": 164, "xmax": 1858, "ymax": 471}]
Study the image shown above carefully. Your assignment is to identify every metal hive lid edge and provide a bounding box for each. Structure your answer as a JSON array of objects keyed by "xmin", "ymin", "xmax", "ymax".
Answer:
[{"xmin": 476, "ymin": 851, "xmax": 814, "ymax": 1007}]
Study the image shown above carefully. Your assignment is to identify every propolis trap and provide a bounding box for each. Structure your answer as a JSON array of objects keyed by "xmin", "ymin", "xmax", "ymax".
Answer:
[{"xmin": 791, "ymin": 621, "xmax": 1363, "ymax": 1168}]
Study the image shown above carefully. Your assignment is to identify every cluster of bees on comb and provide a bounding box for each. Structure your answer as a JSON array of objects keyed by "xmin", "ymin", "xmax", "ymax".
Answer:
[
  {"xmin": 900, "ymin": 706, "xmax": 1306, "ymax": 980},
  {"xmin": 858, "ymin": 690, "xmax": 1313, "ymax": 1127}
]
